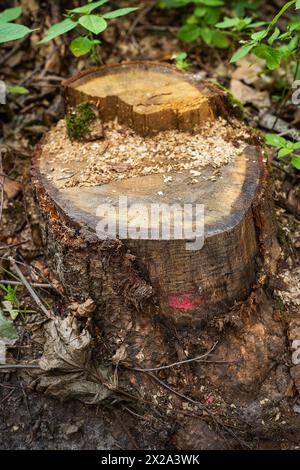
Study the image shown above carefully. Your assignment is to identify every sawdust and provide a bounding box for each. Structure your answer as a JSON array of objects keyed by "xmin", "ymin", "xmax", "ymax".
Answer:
[
  {"xmin": 276, "ymin": 267, "xmax": 300, "ymax": 308},
  {"xmin": 41, "ymin": 118, "xmax": 251, "ymax": 188}
]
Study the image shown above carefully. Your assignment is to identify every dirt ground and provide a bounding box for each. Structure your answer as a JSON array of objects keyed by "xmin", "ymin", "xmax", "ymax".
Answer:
[{"xmin": 1, "ymin": 0, "xmax": 300, "ymax": 450}]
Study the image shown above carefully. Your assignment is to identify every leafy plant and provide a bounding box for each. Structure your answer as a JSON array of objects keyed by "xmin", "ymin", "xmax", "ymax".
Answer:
[
  {"xmin": 162, "ymin": 0, "xmax": 230, "ymax": 49},
  {"xmin": 0, "ymin": 284, "xmax": 22, "ymax": 320},
  {"xmin": 38, "ymin": 0, "xmax": 139, "ymax": 62},
  {"xmin": 173, "ymin": 51, "xmax": 190, "ymax": 69},
  {"xmin": 159, "ymin": 0, "xmax": 261, "ymax": 49},
  {"xmin": 0, "ymin": 6, "xmax": 34, "ymax": 44},
  {"xmin": 265, "ymin": 133, "xmax": 300, "ymax": 169},
  {"xmin": 230, "ymin": 0, "xmax": 300, "ymax": 71},
  {"xmin": 0, "ymin": 282, "xmax": 33, "ymax": 321}
]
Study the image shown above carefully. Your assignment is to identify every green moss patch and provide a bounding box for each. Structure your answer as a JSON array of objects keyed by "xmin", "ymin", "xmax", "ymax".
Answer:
[{"xmin": 65, "ymin": 102, "xmax": 96, "ymax": 141}]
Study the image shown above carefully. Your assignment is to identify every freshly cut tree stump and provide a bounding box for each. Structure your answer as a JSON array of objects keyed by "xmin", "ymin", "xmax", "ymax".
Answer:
[
  {"xmin": 63, "ymin": 62, "xmax": 227, "ymax": 135},
  {"xmin": 32, "ymin": 62, "xmax": 279, "ymax": 380}
]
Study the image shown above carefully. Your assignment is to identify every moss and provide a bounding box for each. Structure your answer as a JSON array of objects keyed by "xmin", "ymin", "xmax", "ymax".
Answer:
[
  {"xmin": 277, "ymin": 223, "xmax": 287, "ymax": 246},
  {"xmin": 65, "ymin": 102, "xmax": 96, "ymax": 140},
  {"xmin": 274, "ymin": 297, "xmax": 285, "ymax": 311},
  {"xmin": 227, "ymin": 92, "xmax": 245, "ymax": 119},
  {"xmin": 213, "ymin": 81, "xmax": 245, "ymax": 119}
]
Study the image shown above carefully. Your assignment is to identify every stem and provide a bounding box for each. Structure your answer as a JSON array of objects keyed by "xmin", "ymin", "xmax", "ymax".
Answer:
[
  {"xmin": 268, "ymin": 0, "xmax": 297, "ymax": 33},
  {"xmin": 9, "ymin": 257, "xmax": 54, "ymax": 320},
  {"xmin": 89, "ymin": 32, "xmax": 101, "ymax": 65},
  {"xmin": 294, "ymin": 57, "xmax": 300, "ymax": 81},
  {"xmin": 0, "ymin": 364, "xmax": 40, "ymax": 370}
]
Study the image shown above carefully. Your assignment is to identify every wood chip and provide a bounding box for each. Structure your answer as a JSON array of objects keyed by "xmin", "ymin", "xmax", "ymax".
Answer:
[{"xmin": 41, "ymin": 118, "xmax": 251, "ymax": 188}]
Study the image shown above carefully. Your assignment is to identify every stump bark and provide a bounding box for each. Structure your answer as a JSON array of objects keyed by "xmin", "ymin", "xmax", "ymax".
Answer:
[{"xmin": 32, "ymin": 63, "xmax": 280, "ymax": 443}]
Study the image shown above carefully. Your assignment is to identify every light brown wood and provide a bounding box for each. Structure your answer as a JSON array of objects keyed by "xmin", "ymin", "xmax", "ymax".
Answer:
[{"xmin": 63, "ymin": 62, "xmax": 228, "ymax": 135}]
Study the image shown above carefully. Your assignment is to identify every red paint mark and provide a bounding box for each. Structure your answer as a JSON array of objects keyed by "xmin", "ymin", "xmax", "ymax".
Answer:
[
  {"xmin": 168, "ymin": 293, "xmax": 203, "ymax": 311},
  {"xmin": 206, "ymin": 395, "xmax": 215, "ymax": 405}
]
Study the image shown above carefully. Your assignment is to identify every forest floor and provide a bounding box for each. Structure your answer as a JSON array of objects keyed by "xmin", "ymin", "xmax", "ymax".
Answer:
[{"xmin": 0, "ymin": 1, "xmax": 300, "ymax": 450}]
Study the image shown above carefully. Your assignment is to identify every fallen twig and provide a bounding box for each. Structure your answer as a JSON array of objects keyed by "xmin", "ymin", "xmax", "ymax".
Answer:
[
  {"xmin": 0, "ymin": 280, "xmax": 52, "ymax": 288},
  {"xmin": 8, "ymin": 257, "xmax": 55, "ymax": 320},
  {"xmin": 0, "ymin": 364, "xmax": 40, "ymax": 370},
  {"xmin": 131, "ymin": 342, "xmax": 219, "ymax": 372},
  {"xmin": 127, "ymin": 1, "xmax": 156, "ymax": 36},
  {"xmin": 10, "ymin": 257, "xmax": 64, "ymax": 298},
  {"xmin": 0, "ymin": 151, "xmax": 4, "ymax": 225},
  {"xmin": 0, "ymin": 240, "xmax": 31, "ymax": 250}
]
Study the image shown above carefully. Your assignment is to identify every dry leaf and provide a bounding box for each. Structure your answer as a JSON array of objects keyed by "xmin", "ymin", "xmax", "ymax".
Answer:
[
  {"xmin": 30, "ymin": 316, "xmax": 115, "ymax": 404},
  {"xmin": 230, "ymin": 79, "xmax": 271, "ymax": 109},
  {"xmin": 3, "ymin": 178, "xmax": 23, "ymax": 200},
  {"xmin": 69, "ymin": 298, "xmax": 96, "ymax": 318},
  {"xmin": 232, "ymin": 55, "xmax": 274, "ymax": 90}
]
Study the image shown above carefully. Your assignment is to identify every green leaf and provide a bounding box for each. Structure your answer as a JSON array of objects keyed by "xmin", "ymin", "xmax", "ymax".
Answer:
[
  {"xmin": 199, "ymin": 28, "xmax": 229, "ymax": 48},
  {"xmin": 200, "ymin": 27, "xmax": 213, "ymax": 44},
  {"xmin": 278, "ymin": 31, "xmax": 292, "ymax": 40},
  {"xmin": 230, "ymin": 43, "xmax": 255, "ymax": 63},
  {"xmin": 286, "ymin": 35, "xmax": 298, "ymax": 51},
  {"xmin": 7, "ymin": 85, "xmax": 29, "ymax": 94},
  {"xmin": 69, "ymin": 0, "xmax": 109, "ymax": 15},
  {"xmin": 253, "ymin": 44, "xmax": 282, "ymax": 70},
  {"xmin": 296, "ymin": 0, "xmax": 300, "ymax": 9},
  {"xmin": 177, "ymin": 23, "xmax": 200, "ymax": 42},
  {"xmin": 196, "ymin": 0, "xmax": 224, "ymax": 5},
  {"xmin": 289, "ymin": 21, "xmax": 300, "ymax": 32},
  {"xmin": 186, "ymin": 14, "xmax": 198, "ymax": 25},
  {"xmin": 0, "ymin": 22, "xmax": 33, "ymax": 44},
  {"xmin": 291, "ymin": 156, "xmax": 300, "ymax": 169},
  {"xmin": 204, "ymin": 6, "xmax": 221, "ymax": 25},
  {"xmin": 174, "ymin": 51, "xmax": 190, "ymax": 70},
  {"xmin": 0, "ymin": 310, "xmax": 17, "ymax": 339},
  {"xmin": 251, "ymin": 29, "xmax": 268, "ymax": 41},
  {"xmin": 216, "ymin": 17, "xmax": 240, "ymax": 29},
  {"xmin": 174, "ymin": 51, "xmax": 188, "ymax": 61},
  {"xmin": 265, "ymin": 133, "xmax": 287, "ymax": 148},
  {"xmin": 268, "ymin": 27, "xmax": 280, "ymax": 45},
  {"xmin": 38, "ymin": 18, "xmax": 78, "ymax": 44},
  {"xmin": 233, "ymin": 0, "xmax": 259, "ymax": 14},
  {"xmin": 78, "ymin": 15, "xmax": 107, "ymax": 35},
  {"xmin": 69, "ymin": 36, "xmax": 93, "ymax": 57},
  {"xmin": 2, "ymin": 301, "xmax": 19, "ymax": 321},
  {"xmin": 216, "ymin": 16, "xmax": 252, "ymax": 31},
  {"xmin": 160, "ymin": 0, "xmax": 191, "ymax": 7},
  {"xmin": 210, "ymin": 30, "xmax": 229, "ymax": 48},
  {"xmin": 0, "ymin": 7, "xmax": 22, "ymax": 23},
  {"xmin": 250, "ymin": 21, "xmax": 268, "ymax": 28},
  {"xmin": 238, "ymin": 17, "xmax": 254, "ymax": 29},
  {"xmin": 102, "ymin": 7, "xmax": 139, "ymax": 19},
  {"xmin": 278, "ymin": 147, "xmax": 293, "ymax": 157},
  {"xmin": 276, "ymin": 36, "xmax": 298, "ymax": 59},
  {"xmin": 194, "ymin": 7, "xmax": 207, "ymax": 18}
]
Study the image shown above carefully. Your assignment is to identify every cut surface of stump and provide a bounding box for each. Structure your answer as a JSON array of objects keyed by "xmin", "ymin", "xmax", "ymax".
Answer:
[
  {"xmin": 63, "ymin": 62, "xmax": 227, "ymax": 135},
  {"xmin": 33, "ymin": 62, "xmax": 276, "ymax": 328}
]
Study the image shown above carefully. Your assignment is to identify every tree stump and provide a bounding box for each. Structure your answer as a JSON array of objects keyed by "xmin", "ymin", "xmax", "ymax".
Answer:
[{"xmin": 32, "ymin": 62, "xmax": 280, "ymax": 445}]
